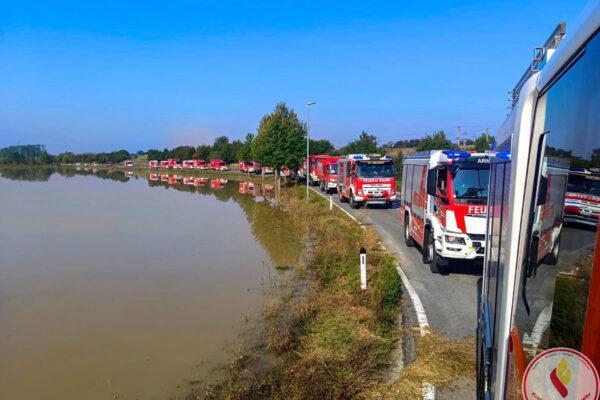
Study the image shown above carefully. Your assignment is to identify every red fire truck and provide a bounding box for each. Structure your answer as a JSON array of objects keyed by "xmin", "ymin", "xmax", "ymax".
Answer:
[
  {"xmin": 563, "ymin": 169, "xmax": 600, "ymax": 227},
  {"xmin": 400, "ymin": 150, "xmax": 490, "ymax": 273},
  {"xmin": 159, "ymin": 160, "xmax": 169, "ymax": 168},
  {"xmin": 337, "ymin": 154, "xmax": 396, "ymax": 209},
  {"xmin": 239, "ymin": 160, "xmax": 261, "ymax": 174},
  {"xmin": 193, "ymin": 159, "xmax": 208, "ymax": 169},
  {"xmin": 210, "ymin": 159, "xmax": 228, "ymax": 171},
  {"xmin": 306, "ymin": 155, "xmax": 332, "ymax": 185},
  {"xmin": 123, "ymin": 160, "xmax": 134, "ymax": 167},
  {"xmin": 148, "ymin": 160, "xmax": 159, "ymax": 168},
  {"xmin": 182, "ymin": 160, "xmax": 195, "ymax": 169},
  {"xmin": 316, "ymin": 156, "xmax": 340, "ymax": 193},
  {"xmin": 167, "ymin": 159, "xmax": 180, "ymax": 169}
]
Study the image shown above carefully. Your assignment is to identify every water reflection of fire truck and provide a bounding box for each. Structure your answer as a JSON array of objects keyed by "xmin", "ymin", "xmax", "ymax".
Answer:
[
  {"xmin": 211, "ymin": 179, "xmax": 227, "ymax": 189},
  {"xmin": 149, "ymin": 173, "xmax": 160, "ymax": 181},
  {"xmin": 337, "ymin": 154, "xmax": 396, "ymax": 209},
  {"xmin": 194, "ymin": 177, "xmax": 208, "ymax": 187},
  {"xmin": 183, "ymin": 176, "xmax": 195, "ymax": 185},
  {"xmin": 563, "ymin": 169, "xmax": 600, "ymax": 226},
  {"xmin": 160, "ymin": 174, "xmax": 169, "ymax": 182}
]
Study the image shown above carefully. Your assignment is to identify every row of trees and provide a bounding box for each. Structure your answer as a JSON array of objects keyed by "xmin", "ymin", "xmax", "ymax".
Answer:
[{"xmin": 1, "ymin": 104, "xmax": 495, "ymax": 167}]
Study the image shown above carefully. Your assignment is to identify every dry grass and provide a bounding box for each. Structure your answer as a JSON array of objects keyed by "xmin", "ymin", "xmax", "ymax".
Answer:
[{"xmin": 375, "ymin": 331, "xmax": 475, "ymax": 399}]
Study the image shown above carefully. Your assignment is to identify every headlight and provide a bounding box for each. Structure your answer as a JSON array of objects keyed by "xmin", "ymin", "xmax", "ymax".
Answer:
[{"xmin": 445, "ymin": 235, "xmax": 466, "ymax": 245}]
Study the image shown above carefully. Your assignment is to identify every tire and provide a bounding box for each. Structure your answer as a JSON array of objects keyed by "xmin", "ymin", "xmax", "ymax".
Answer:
[
  {"xmin": 320, "ymin": 181, "xmax": 325, "ymax": 192},
  {"xmin": 404, "ymin": 215, "xmax": 415, "ymax": 247},
  {"xmin": 350, "ymin": 192, "xmax": 361, "ymax": 209},
  {"xmin": 385, "ymin": 201, "xmax": 392, "ymax": 209},
  {"xmin": 428, "ymin": 230, "xmax": 445, "ymax": 274},
  {"xmin": 339, "ymin": 187, "xmax": 347, "ymax": 203},
  {"xmin": 422, "ymin": 228, "xmax": 432, "ymax": 263}
]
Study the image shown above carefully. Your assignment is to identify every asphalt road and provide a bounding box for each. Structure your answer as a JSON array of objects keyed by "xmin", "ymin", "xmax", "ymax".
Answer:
[{"xmin": 311, "ymin": 187, "xmax": 481, "ymax": 339}]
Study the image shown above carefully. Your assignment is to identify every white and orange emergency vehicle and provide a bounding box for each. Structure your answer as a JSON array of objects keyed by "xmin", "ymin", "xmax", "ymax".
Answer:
[
  {"xmin": 477, "ymin": 7, "xmax": 600, "ymax": 399},
  {"xmin": 337, "ymin": 154, "xmax": 396, "ymax": 209},
  {"xmin": 400, "ymin": 150, "xmax": 490, "ymax": 273}
]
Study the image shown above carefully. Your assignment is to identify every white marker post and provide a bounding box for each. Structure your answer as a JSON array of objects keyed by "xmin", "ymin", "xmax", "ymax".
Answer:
[
  {"xmin": 360, "ymin": 247, "xmax": 367, "ymax": 290},
  {"xmin": 329, "ymin": 195, "xmax": 333, "ymax": 210}
]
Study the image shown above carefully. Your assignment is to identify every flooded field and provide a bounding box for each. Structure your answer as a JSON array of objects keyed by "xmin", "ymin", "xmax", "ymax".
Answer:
[{"xmin": 0, "ymin": 167, "xmax": 301, "ymax": 400}]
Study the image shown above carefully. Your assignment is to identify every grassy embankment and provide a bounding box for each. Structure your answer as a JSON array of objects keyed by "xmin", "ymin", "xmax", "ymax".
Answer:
[{"xmin": 195, "ymin": 184, "xmax": 402, "ymax": 399}]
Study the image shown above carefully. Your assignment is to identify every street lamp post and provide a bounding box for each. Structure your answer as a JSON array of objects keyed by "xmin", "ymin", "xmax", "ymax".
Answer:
[{"xmin": 306, "ymin": 101, "xmax": 316, "ymax": 199}]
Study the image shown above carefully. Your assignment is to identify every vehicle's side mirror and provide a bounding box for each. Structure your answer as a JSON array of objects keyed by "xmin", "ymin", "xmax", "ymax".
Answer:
[
  {"xmin": 426, "ymin": 169, "xmax": 437, "ymax": 197},
  {"xmin": 537, "ymin": 176, "xmax": 548, "ymax": 206}
]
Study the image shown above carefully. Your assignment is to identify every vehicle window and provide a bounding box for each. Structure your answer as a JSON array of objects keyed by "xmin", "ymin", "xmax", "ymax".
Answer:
[
  {"xmin": 329, "ymin": 164, "xmax": 338, "ymax": 174},
  {"xmin": 451, "ymin": 167, "xmax": 489, "ymax": 204},
  {"xmin": 437, "ymin": 167, "xmax": 447, "ymax": 196},
  {"xmin": 356, "ymin": 162, "xmax": 394, "ymax": 178},
  {"xmin": 405, "ymin": 165, "xmax": 414, "ymax": 204},
  {"xmin": 516, "ymin": 30, "xmax": 600, "ymax": 364}
]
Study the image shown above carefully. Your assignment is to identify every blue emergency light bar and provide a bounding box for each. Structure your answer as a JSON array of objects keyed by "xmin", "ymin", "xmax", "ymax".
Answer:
[{"xmin": 442, "ymin": 150, "xmax": 472, "ymax": 159}]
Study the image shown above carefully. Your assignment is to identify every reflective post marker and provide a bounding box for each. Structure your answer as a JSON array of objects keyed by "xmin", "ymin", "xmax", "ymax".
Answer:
[
  {"xmin": 329, "ymin": 195, "xmax": 333, "ymax": 210},
  {"xmin": 360, "ymin": 247, "xmax": 367, "ymax": 290}
]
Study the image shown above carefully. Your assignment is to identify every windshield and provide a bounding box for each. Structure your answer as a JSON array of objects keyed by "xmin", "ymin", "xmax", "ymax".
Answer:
[
  {"xmin": 328, "ymin": 164, "xmax": 338, "ymax": 174},
  {"xmin": 451, "ymin": 166, "xmax": 489, "ymax": 204},
  {"xmin": 356, "ymin": 162, "xmax": 394, "ymax": 178},
  {"xmin": 567, "ymin": 174, "xmax": 600, "ymax": 196}
]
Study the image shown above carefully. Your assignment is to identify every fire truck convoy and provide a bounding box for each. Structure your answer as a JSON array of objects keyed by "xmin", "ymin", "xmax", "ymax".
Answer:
[
  {"xmin": 337, "ymin": 154, "xmax": 396, "ymax": 209},
  {"xmin": 477, "ymin": 5, "xmax": 600, "ymax": 399},
  {"xmin": 400, "ymin": 150, "xmax": 490, "ymax": 273}
]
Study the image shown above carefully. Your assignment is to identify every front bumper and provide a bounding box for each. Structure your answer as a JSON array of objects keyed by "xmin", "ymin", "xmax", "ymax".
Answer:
[
  {"xmin": 327, "ymin": 181, "xmax": 337, "ymax": 189},
  {"xmin": 354, "ymin": 194, "xmax": 396, "ymax": 204},
  {"xmin": 436, "ymin": 232, "xmax": 485, "ymax": 260}
]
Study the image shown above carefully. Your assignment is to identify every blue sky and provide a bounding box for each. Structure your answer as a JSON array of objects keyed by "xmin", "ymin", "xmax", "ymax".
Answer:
[{"xmin": 0, "ymin": 0, "xmax": 588, "ymax": 153}]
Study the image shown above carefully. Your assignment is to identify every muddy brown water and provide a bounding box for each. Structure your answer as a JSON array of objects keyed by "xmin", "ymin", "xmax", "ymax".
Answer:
[{"xmin": 0, "ymin": 167, "xmax": 301, "ymax": 400}]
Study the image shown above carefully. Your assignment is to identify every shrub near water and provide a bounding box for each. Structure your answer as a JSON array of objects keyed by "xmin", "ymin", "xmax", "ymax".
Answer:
[{"xmin": 210, "ymin": 185, "xmax": 402, "ymax": 400}]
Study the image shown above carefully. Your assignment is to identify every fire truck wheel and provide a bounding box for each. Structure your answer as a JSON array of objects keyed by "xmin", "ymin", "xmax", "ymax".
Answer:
[
  {"xmin": 422, "ymin": 228, "xmax": 432, "ymax": 263},
  {"xmin": 320, "ymin": 181, "xmax": 325, "ymax": 192},
  {"xmin": 404, "ymin": 216, "xmax": 415, "ymax": 247},
  {"xmin": 428, "ymin": 230, "xmax": 445, "ymax": 274},
  {"xmin": 350, "ymin": 193, "xmax": 361, "ymax": 209},
  {"xmin": 339, "ymin": 187, "xmax": 347, "ymax": 202}
]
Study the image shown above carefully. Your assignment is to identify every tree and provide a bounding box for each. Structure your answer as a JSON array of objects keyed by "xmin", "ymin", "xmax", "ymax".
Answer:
[
  {"xmin": 237, "ymin": 133, "xmax": 255, "ymax": 161},
  {"xmin": 309, "ymin": 139, "xmax": 335, "ymax": 155},
  {"xmin": 473, "ymin": 133, "xmax": 494, "ymax": 152},
  {"xmin": 415, "ymin": 131, "xmax": 456, "ymax": 151},
  {"xmin": 252, "ymin": 102, "xmax": 306, "ymax": 180},
  {"xmin": 341, "ymin": 131, "xmax": 378, "ymax": 154}
]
